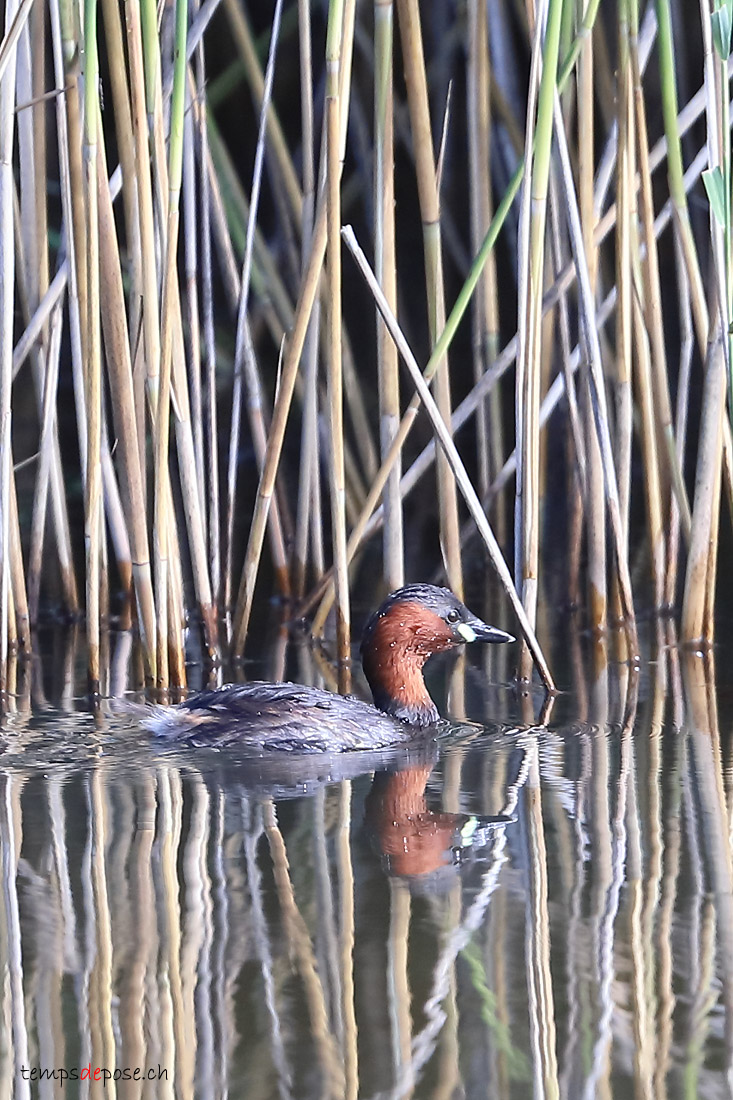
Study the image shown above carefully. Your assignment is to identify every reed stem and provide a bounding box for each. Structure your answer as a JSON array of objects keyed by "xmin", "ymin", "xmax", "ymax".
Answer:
[
  {"xmin": 341, "ymin": 225, "xmax": 555, "ymax": 691},
  {"xmin": 326, "ymin": 0, "xmax": 350, "ymax": 673},
  {"xmin": 82, "ymin": 0, "xmax": 102, "ymax": 691},
  {"xmin": 374, "ymin": 0, "xmax": 403, "ymax": 590},
  {"xmin": 514, "ymin": 0, "xmax": 564, "ymax": 676},
  {"xmin": 396, "ymin": 0, "xmax": 463, "ymax": 599}
]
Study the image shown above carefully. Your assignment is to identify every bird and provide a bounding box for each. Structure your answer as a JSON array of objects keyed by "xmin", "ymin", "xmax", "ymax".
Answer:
[{"xmin": 145, "ymin": 584, "xmax": 514, "ymax": 752}]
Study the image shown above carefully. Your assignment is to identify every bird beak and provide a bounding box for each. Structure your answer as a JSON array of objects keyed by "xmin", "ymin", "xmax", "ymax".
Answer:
[{"xmin": 457, "ymin": 619, "xmax": 515, "ymax": 645}]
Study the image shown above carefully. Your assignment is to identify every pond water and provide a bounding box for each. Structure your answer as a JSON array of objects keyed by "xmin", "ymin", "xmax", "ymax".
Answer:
[{"xmin": 1, "ymin": 617, "xmax": 732, "ymax": 1099}]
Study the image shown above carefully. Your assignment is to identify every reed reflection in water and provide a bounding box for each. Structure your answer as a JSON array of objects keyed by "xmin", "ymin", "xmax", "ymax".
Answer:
[{"xmin": 0, "ymin": 632, "xmax": 732, "ymax": 1098}]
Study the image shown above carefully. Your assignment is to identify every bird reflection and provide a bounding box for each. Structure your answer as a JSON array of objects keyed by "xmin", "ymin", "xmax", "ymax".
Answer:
[{"xmin": 365, "ymin": 758, "xmax": 513, "ymax": 889}]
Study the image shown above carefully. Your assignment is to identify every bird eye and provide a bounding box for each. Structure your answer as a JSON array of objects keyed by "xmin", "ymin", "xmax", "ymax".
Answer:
[{"xmin": 446, "ymin": 609, "xmax": 460, "ymax": 624}]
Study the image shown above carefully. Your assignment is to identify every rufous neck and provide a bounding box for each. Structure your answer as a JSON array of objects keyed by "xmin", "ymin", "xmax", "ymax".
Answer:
[{"xmin": 362, "ymin": 642, "xmax": 439, "ymax": 728}]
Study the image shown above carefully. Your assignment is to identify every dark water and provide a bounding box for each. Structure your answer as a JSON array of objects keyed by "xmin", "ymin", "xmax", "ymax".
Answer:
[{"xmin": 1, "ymin": 622, "xmax": 732, "ymax": 1099}]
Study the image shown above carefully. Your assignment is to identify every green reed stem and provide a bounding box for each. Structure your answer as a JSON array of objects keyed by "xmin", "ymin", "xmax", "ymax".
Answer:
[{"xmin": 655, "ymin": 0, "xmax": 708, "ymax": 352}]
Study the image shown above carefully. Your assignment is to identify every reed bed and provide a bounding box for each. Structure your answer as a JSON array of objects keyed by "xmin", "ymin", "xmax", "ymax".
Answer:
[{"xmin": 1, "ymin": 0, "xmax": 730, "ymax": 689}]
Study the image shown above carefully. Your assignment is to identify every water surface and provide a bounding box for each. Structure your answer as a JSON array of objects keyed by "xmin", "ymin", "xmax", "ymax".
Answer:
[{"xmin": 0, "ymin": 622, "xmax": 731, "ymax": 1099}]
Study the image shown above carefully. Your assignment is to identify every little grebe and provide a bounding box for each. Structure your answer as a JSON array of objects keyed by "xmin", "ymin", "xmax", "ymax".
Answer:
[{"xmin": 148, "ymin": 584, "xmax": 514, "ymax": 752}]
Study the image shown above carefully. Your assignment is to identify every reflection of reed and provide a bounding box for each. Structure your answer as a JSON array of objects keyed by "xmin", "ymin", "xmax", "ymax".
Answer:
[
  {"xmin": 655, "ymin": 632, "xmax": 682, "ymax": 1098},
  {"xmin": 336, "ymin": 782, "xmax": 358, "ymax": 1100},
  {"xmin": 389, "ymin": 739, "xmax": 533, "ymax": 1098},
  {"xmin": 89, "ymin": 770, "xmax": 116, "ymax": 1100},
  {"xmin": 184, "ymin": 776, "xmax": 215, "ymax": 1096},
  {"xmin": 242, "ymin": 801, "xmax": 291, "ymax": 1099},
  {"xmin": 1, "ymin": 774, "xmax": 30, "ymax": 1099},
  {"xmin": 524, "ymin": 739, "xmax": 559, "ymax": 1100},
  {"xmin": 263, "ymin": 801, "xmax": 345, "ymax": 1097},
  {"xmin": 387, "ymin": 880, "xmax": 412, "ymax": 1094},
  {"xmin": 683, "ymin": 649, "xmax": 733, "ymax": 1084},
  {"xmin": 588, "ymin": 655, "xmax": 635, "ymax": 1099},
  {"xmin": 313, "ymin": 788, "xmax": 342, "ymax": 1060}
]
